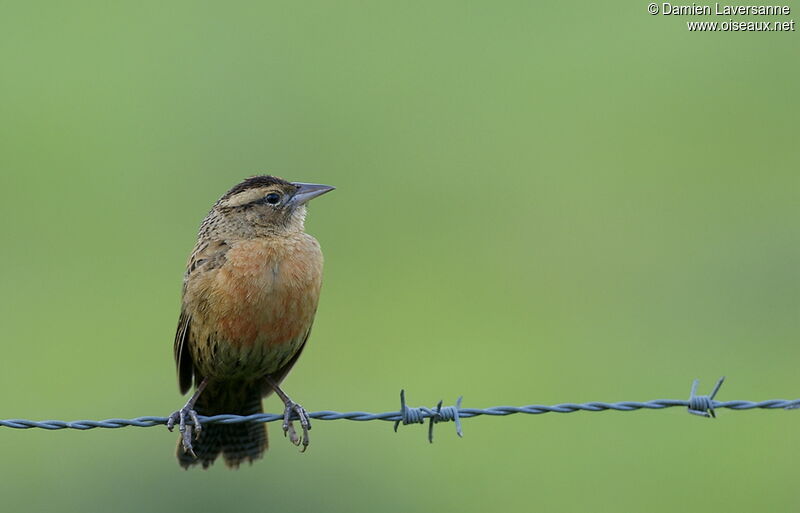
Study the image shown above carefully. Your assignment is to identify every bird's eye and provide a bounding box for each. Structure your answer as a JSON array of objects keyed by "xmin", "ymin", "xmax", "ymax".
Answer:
[{"xmin": 265, "ymin": 192, "xmax": 281, "ymax": 205}]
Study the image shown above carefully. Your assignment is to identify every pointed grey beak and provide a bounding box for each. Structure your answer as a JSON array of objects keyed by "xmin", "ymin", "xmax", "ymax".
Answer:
[{"xmin": 290, "ymin": 182, "xmax": 335, "ymax": 206}]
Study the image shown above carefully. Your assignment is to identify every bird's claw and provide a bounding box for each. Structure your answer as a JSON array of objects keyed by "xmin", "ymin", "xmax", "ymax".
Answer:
[
  {"xmin": 281, "ymin": 401, "xmax": 311, "ymax": 451},
  {"xmin": 167, "ymin": 407, "xmax": 202, "ymax": 457}
]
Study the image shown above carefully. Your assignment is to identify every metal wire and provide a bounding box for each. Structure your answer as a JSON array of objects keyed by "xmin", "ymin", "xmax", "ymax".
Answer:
[{"xmin": 1, "ymin": 377, "xmax": 798, "ymax": 442}]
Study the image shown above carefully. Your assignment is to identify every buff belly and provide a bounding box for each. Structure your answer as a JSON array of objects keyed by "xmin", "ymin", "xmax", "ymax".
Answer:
[{"xmin": 191, "ymin": 334, "xmax": 307, "ymax": 380}]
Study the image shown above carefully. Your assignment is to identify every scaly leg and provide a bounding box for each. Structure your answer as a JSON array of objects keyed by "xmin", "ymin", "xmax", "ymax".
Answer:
[
  {"xmin": 266, "ymin": 376, "xmax": 311, "ymax": 452},
  {"xmin": 167, "ymin": 377, "xmax": 209, "ymax": 458}
]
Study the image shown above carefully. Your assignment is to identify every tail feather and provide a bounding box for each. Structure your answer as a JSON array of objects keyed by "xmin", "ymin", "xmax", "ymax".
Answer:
[{"xmin": 177, "ymin": 382, "xmax": 267, "ymax": 469}]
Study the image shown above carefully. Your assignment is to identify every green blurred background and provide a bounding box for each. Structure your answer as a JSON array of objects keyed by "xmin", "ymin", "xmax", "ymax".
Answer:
[{"xmin": 1, "ymin": 2, "xmax": 798, "ymax": 512}]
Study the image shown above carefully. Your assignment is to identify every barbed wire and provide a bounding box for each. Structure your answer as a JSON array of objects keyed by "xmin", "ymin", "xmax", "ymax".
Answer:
[{"xmin": 1, "ymin": 377, "xmax": 798, "ymax": 442}]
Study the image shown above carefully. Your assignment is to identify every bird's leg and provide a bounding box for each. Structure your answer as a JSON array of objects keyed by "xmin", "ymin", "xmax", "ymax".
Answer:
[
  {"xmin": 167, "ymin": 377, "xmax": 209, "ymax": 457},
  {"xmin": 266, "ymin": 376, "xmax": 311, "ymax": 451}
]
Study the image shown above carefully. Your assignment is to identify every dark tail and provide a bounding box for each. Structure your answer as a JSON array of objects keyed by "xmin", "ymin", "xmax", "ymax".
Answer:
[{"xmin": 177, "ymin": 381, "xmax": 267, "ymax": 469}]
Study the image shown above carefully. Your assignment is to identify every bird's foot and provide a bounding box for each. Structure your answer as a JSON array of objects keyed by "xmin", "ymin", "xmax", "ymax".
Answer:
[
  {"xmin": 167, "ymin": 406, "xmax": 202, "ymax": 457},
  {"xmin": 281, "ymin": 400, "xmax": 311, "ymax": 452}
]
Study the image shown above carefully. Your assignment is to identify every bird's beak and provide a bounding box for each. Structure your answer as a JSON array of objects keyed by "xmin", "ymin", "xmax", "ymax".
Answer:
[{"xmin": 290, "ymin": 182, "xmax": 335, "ymax": 206}]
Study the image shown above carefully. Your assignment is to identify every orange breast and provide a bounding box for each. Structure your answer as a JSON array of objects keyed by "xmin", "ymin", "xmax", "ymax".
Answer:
[
  {"xmin": 214, "ymin": 236, "xmax": 322, "ymax": 347},
  {"xmin": 185, "ymin": 234, "xmax": 323, "ymax": 377}
]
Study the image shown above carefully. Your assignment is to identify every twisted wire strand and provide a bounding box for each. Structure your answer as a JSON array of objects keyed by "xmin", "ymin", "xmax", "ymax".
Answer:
[
  {"xmin": 1, "ymin": 400, "xmax": 797, "ymax": 430},
  {"xmin": 1, "ymin": 378, "xmax": 798, "ymax": 441}
]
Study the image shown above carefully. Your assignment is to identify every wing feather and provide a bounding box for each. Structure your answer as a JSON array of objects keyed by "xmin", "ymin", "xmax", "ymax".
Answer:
[
  {"xmin": 173, "ymin": 239, "xmax": 230, "ymax": 394},
  {"xmin": 175, "ymin": 312, "xmax": 194, "ymax": 394}
]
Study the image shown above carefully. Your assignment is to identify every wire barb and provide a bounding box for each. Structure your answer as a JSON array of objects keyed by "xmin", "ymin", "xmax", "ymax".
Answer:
[
  {"xmin": 431, "ymin": 396, "xmax": 463, "ymax": 442},
  {"xmin": 687, "ymin": 376, "xmax": 725, "ymax": 418},
  {"xmin": 393, "ymin": 390, "xmax": 464, "ymax": 442}
]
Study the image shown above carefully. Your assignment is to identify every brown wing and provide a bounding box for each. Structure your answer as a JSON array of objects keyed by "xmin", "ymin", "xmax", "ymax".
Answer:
[
  {"xmin": 173, "ymin": 239, "xmax": 229, "ymax": 394},
  {"xmin": 175, "ymin": 311, "xmax": 194, "ymax": 394}
]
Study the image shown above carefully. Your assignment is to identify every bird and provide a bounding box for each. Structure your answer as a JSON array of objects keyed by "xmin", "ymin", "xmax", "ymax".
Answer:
[{"xmin": 167, "ymin": 175, "xmax": 334, "ymax": 469}]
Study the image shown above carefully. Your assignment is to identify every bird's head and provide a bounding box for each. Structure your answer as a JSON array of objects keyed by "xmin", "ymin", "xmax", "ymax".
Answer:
[{"xmin": 207, "ymin": 175, "xmax": 334, "ymax": 238}]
